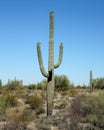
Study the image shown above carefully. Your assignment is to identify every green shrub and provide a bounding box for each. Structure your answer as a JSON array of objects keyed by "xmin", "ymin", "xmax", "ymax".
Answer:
[
  {"xmin": 7, "ymin": 108, "xmax": 34, "ymax": 122},
  {"xmin": 2, "ymin": 122, "xmax": 30, "ymax": 130},
  {"xmin": 0, "ymin": 94, "xmax": 17, "ymax": 111},
  {"xmin": 69, "ymin": 92, "xmax": 104, "ymax": 129},
  {"xmin": 36, "ymin": 79, "xmax": 47, "ymax": 90},
  {"xmin": 27, "ymin": 84, "xmax": 37, "ymax": 89},
  {"xmin": 36, "ymin": 75, "xmax": 73, "ymax": 91},
  {"xmin": 93, "ymin": 77, "xmax": 104, "ymax": 89},
  {"xmin": 69, "ymin": 96, "xmax": 83, "ymax": 130},
  {"xmin": 5, "ymin": 78, "xmax": 23, "ymax": 90},
  {"xmin": 54, "ymin": 75, "xmax": 71, "ymax": 91},
  {"xmin": 25, "ymin": 95, "xmax": 44, "ymax": 113},
  {"xmin": 69, "ymin": 88, "xmax": 77, "ymax": 96},
  {"xmin": 59, "ymin": 100, "xmax": 67, "ymax": 109},
  {"xmin": 81, "ymin": 92, "xmax": 104, "ymax": 128},
  {"xmin": 0, "ymin": 110, "xmax": 6, "ymax": 121}
]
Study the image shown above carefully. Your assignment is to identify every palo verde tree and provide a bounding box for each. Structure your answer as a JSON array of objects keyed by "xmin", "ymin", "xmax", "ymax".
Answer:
[{"xmin": 37, "ymin": 11, "xmax": 63, "ymax": 116}]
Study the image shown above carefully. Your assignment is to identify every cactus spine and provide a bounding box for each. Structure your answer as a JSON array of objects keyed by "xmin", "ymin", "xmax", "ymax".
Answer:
[
  {"xmin": 37, "ymin": 11, "xmax": 63, "ymax": 116},
  {"xmin": 90, "ymin": 70, "xmax": 93, "ymax": 92}
]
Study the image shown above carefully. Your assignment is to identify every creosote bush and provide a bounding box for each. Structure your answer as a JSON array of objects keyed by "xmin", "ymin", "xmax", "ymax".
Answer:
[
  {"xmin": 36, "ymin": 79, "xmax": 47, "ymax": 90},
  {"xmin": 68, "ymin": 87, "xmax": 78, "ymax": 96},
  {"xmin": 5, "ymin": 78, "xmax": 23, "ymax": 90},
  {"xmin": 81, "ymin": 92, "xmax": 104, "ymax": 128},
  {"xmin": 35, "ymin": 75, "xmax": 73, "ymax": 91},
  {"xmin": 0, "ymin": 94, "xmax": 17, "ymax": 112},
  {"xmin": 69, "ymin": 92, "xmax": 104, "ymax": 130},
  {"xmin": 93, "ymin": 77, "xmax": 104, "ymax": 89},
  {"xmin": 54, "ymin": 75, "xmax": 71, "ymax": 91},
  {"xmin": 2, "ymin": 122, "xmax": 30, "ymax": 130},
  {"xmin": 25, "ymin": 95, "xmax": 44, "ymax": 114},
  {"xmin": 7, "ymin": 108, "xmax": 34, "ymax": 122}
]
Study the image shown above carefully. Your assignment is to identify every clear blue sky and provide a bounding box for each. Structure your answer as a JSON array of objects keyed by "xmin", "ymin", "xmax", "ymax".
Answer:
[{"xmin": 0, "ymin": 0, "xmax": 104, "ymax": 85}]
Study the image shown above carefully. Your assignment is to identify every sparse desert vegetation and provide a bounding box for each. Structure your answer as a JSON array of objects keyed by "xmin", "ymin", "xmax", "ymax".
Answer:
[{"xmin": 0, "ymin": 76, "xmax": 104, "ymax": 130}]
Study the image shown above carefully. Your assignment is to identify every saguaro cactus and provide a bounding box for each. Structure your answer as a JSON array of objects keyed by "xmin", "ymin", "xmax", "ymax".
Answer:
[
  {"xmin": 90, "ymin": 70, "xmax": 93, "ymax": 92},
  {"xmin": 0, "ymin": 80, "xmax": 2, "ymax": 87},
  {"xmin": 37, "ymin": 11, "xmax": 63, "ymax": 116}
]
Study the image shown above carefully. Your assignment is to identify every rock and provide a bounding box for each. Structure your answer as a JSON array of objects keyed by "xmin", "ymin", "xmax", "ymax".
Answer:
[
  {"xmin": 0, "ymin": 122, "xmax": 6, "ymax": 129},
  {"xmin": 27, "ymin": 122, "xmax": 38, "ymax": 130}
]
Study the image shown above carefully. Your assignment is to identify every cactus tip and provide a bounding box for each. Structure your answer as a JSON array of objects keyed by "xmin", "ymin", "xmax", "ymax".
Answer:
[
  {"xmin": 50, "ymin": 11, "xmax": 54, "ymax": 15},
  {"xmin": 37, "ymin": 42, "xmax": 40, "ymax": 45},
  {"xmin": 60, "ymin": 42, "xmax": 63, "ymax": 47}
]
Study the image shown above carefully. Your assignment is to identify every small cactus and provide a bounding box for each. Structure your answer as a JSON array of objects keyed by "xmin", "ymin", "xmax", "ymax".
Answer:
[
  {"xmin": 90, "ymin": 70, "xmax": 93, "ymax": 92},
  {"xmin": 0, "ymin": 79, "xmax": 2, "ymax": 87},
  {"xmin": 37, "ymin": 11, "xmax": 63, "ymax": 116},
  {"xmin": 0, "ymin": 79, "xmax": 2, "ymax": 94}
]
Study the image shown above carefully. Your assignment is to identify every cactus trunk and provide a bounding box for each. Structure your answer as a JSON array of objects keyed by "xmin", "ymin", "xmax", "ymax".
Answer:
[
  {"xmin": 37, "ymin": 11, "xmax": 63, "ymax": 116},
  {"xmin": 47, "ymin": 12, "xmax": 54, "ymax": 116}
]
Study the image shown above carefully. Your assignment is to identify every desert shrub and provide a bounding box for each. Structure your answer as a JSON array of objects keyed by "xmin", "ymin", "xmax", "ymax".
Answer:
[
  {"xmin": 15, "ymin": 89, "xmax": 27, "ymax": 99},
  {"xmin": 0, "ymin": 94, "xmax": 17, "ymax": 111},
  {"xmin": 59, "ymin": 100, "xmax": 68, "ymax": 109},
  {"xmin": 36, "ymin": 82, "xmax": 43, "ymax": 90},
  {"xmin": 81, "ymin": 92, "xmax": 104, "ymax": 128},
  {"xmin": 2, "ymin": 122, "xmax": 30, "ymax": 130},
  {"xmin": 93, "ymin": 77, "xmax": 104, "ymax": 89},
  {"xmin": 69, "ymin": 92, "xmax": 104, "ymax": 129},
  {"xmin": 69, "ymin": 88, "xmax": 77, "ymax": 97},
  {"xmin": 7, "ymin": 108, "xmax": 34, "ymax": 122},
  {"xmin": 36, "ymin": 75, "xmax": 73, "ymax": 91},
  {"xmin": 54, "ymin": 75, "xmax": 71, "ymax": 91},
  {"xmin": 5, "ymin": 78, "xmax": 23, "ymax": 90},
  {"xmin": 69, "ymin": 96, "xmax": 83, "ymax": 130},
  {"xmin": 17, "ymin": 109, "xmax": 33, "ymax": 122},
  {"xmin": 27, "ymin": 84, "xmax": 37, "ymax": 89},
  {"xmin": 36, "ymin": 79, "xmax": 47, "ymax": 90},
  {"xmin": 25, "ymin": 95, "xmax": 44, "ymax": 114},
  {"xmin": 40, "ymin": 90, "xmax": 46, "ymax": 100},
  {"xmin": 0, "ymin": 110, "xmax": 6, "ymax": 121}
]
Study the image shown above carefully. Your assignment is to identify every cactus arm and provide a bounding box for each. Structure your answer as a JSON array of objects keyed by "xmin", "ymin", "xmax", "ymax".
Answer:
[
  {"xmin": 37, "ymin": 42, "xmax": 48, "ymax": 78},
  {"xmin": 54, "ymin": 43, "xmax": 63, "ymax": 68},
  {"xmin": 48, "ymin": 11, "xmax": 54, "ymax": 72}
]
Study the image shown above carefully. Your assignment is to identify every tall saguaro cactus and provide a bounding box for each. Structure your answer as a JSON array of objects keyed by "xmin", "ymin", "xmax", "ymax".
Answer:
[{"xmin": 37, "ymin": 11, "xmax": 63, "ymax": 116}]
